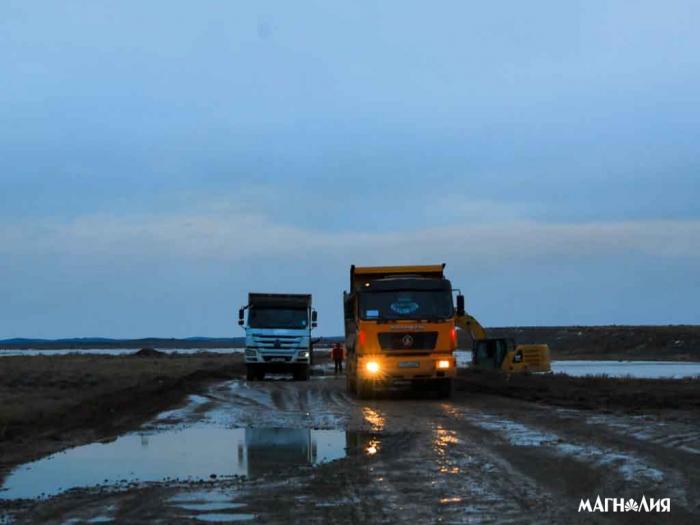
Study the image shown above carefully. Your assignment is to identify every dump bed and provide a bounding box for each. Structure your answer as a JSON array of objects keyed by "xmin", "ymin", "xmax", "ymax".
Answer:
[
  {"xmin": 248, "ymin": 293, "xmax": 312, "ymax": 309},
  {"xmin": 350, "ymin": 264, "xmax": 445, "ymax": 291}
]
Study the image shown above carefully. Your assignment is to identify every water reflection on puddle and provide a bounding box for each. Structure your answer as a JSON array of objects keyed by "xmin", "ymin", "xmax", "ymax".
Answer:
[
  {"xmin": 168, "ymin": 490, "xmax": 254, "ymax": 522},
  {"xmin": 0, "ymin": 427, "xmax": 356, "ymax": 500}
]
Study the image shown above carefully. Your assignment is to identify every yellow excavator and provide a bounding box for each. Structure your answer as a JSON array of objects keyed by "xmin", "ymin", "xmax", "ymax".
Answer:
[{"xmin": 455, "ymin": 310, "xmax": 551, "ymax": 373}]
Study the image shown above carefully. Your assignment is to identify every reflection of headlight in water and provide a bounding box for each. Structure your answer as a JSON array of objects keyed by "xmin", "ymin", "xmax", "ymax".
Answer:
[
  {"xmin": 366, "ymin": 438, "xmax": 380, "ymax": 455},
  {"xmin": 362, "ymin": 407, "xmax": 385, "ymax": 431}
]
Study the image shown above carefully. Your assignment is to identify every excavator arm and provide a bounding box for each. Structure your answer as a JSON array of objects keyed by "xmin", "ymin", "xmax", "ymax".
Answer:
[{"xmin": 454, "ymin": 312, "xmax": 488, "ymax": 341}]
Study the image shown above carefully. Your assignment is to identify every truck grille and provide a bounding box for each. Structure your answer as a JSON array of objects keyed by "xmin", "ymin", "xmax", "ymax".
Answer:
[
  {"xmin": 252, "ymin": 334, "xmax": 302, "ymax": 350},
  {"xmin": 378, "ymin": 332, "xmax": 438, "ymax": 351}
]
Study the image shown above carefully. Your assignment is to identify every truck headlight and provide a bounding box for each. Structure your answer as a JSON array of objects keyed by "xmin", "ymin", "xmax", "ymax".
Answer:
[
  {"xmin": 299, "ymin": 351, "xmax": 309, "ymax": 358},
  {"xmin": 437, "ymin": 360, "xmax": 450, "ymax": 369},
  {"xmin": 365, "ymin": 361, "xmax": 380, "ymax": 374}
]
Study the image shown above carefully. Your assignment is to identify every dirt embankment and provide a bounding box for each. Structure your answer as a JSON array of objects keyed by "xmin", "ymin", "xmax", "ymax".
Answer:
[
  {"xmin": 457, "ymin": 325, "xmax": 700, "ymax": 361},
  {"xmin": 0, "ymin": 353, "xmax": 245, "ymax": 477},
  {"xmin": 457, "ymin": 368, "xmax": 700, "ymax": 412}
]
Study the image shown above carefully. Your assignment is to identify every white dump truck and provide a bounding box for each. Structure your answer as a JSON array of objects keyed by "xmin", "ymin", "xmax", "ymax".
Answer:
[{"xmin": 238, "ymin": 293, "xmax": 317, "ymax": 381}]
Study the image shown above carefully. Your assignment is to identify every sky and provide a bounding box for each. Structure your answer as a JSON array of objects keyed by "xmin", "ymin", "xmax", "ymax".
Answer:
[{"xmin": 1, "ymin": 1, "xmax": 699, "ymax": 338}]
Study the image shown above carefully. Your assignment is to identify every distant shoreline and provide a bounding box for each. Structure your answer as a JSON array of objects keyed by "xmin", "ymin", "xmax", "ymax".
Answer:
[{"xmin": 1, "ymin": 325, "xmax": 698, "ymax": 361}]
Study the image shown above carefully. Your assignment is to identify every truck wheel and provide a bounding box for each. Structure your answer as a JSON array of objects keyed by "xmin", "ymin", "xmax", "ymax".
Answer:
[
  {"xmin": 437, "ymin": 378, "xmax": 453, "ymax": 399},
  {"xmin": 356, "ymin": 379, "xmax": 374, "ymax": 400},
  {"xmin": 246, "ymin": 367, "xmax": 256, "ymax": 381},
  {"xmin": 294, "ymin": 366, "xmax": 310, "ymax": 381},
  {"xmin": 346, "ymin": 372, "xmax": 356, "ymax": 394}
]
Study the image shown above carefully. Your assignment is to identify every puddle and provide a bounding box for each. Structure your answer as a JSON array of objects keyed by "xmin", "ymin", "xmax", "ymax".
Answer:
[
  {"xmin": 168, "ymin": 490, "xmax": 254, "ymax": 522},
  {"xmin": 176, "ymin": 502, "xmax": 245, "ymax": 512},
  {"xmin": 551, "ymin": 360, "xmax": 700, "ymax": 379},
  {"xmin": 191, "ymin": 513, "xmax": 255, "ymax": 522},
  {"xmin": 0, "ymin": 427, "xmax": 360, "ymax": 500}
]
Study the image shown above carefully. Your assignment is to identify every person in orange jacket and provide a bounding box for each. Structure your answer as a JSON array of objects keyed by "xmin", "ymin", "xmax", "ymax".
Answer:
[{"xmin": 331, "ymin": 343, "xmax": 344, "ymax": 375}]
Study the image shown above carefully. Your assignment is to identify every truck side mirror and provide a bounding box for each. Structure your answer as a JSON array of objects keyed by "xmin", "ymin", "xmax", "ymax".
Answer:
[
  {"xmin": 238, "ymin": 308, "xmax": 244, "ymax": 326},
  {"xmin": 311, "ymin": 310, "xmax": 318, "ymax": 328},
  {"xmin": 456, "ymin": 294, "xmax": 465, "ymax": 316}
]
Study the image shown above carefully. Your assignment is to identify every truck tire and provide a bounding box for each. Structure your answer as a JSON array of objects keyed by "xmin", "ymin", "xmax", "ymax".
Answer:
[
  {"xmin": 246, "ymin": 367, "xmax": 256, "ymax": 381},
  {"xmin": 437, "ymin": 378, "xmax": 453, "ymax": 399},
  {"xmin": 294, "ymin": 365, "xmax": 310, "ymax": 381},
  {"xmin": 356, "ymin": 379, "xmax": 374, "ymax": 400},
  {"xmin": 346, "ymin": 372, "xmax": 356, "ymax": 394}
]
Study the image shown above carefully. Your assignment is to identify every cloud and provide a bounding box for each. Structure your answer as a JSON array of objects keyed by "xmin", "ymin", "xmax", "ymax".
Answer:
[{"xmin": 2, "ymin": 208, "xmax": 698, "ymax": 265}]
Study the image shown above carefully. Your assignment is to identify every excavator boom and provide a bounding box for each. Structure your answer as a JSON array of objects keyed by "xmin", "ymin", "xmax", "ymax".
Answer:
[
  {"xmin": 454, "ymin": 312, "xmax": 488, "ymax": 340},
  {"xmin": 455, "ymin": 311, "xmax": 551, "ymax": 373}
]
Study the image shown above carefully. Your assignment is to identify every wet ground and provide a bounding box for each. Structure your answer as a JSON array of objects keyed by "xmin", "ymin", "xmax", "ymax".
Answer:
[{"xmin": 2, "ymin": 376, "xmax": 699, "ymax": 524}]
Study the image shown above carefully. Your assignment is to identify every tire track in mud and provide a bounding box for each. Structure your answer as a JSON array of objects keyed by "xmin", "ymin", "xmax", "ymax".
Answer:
[
  {"xmin": 439, "ymin": 400, "xmax": 700, "ymax": 520},
  {"xmin": 201, "ymin": 379, "xmax": 352, "ymax": 429},
  {"xmin": 341, "ymin": 397, "xmax": 561, "ymax": 523},
  {"xmin": 583, "ymin": 412, "xmax": 700, "ymax": 455}
]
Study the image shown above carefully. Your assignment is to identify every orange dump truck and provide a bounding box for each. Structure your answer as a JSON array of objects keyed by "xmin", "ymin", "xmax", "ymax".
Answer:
[{"xmin": 343, "ymin": 264, "xmax": 460, "ymax": 398}]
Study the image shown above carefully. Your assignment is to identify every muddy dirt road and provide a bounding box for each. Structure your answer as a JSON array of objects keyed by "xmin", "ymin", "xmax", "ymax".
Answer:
[{"xmin": 2, "ymin": 376, "xmax": 699, "ymax": 524}]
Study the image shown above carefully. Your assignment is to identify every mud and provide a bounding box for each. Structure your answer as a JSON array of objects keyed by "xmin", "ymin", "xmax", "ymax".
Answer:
[{"xmin": 2, "ymin": 376, "xmax": 699, "ymax": 524}]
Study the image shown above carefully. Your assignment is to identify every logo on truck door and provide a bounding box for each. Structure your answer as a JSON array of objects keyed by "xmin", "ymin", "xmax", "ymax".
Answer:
[{"xmin": 401, "ymin": 335, "xmax": 414, "ymax": 347}]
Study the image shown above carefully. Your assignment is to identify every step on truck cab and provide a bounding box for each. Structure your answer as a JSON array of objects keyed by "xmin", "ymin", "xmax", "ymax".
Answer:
[
  {"xmin": 239, "ymin": 293, "xmax": 317, "ymax": 381},
  {"xmin": 344, "ymin": 264, "xmax": 462, "ymax": 398}
]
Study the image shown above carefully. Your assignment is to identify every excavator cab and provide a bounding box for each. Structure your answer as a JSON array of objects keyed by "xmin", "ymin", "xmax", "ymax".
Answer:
[
  {"xmin": 472, "ymin": 338, "xmax": 551, "ymax": 373},
  {"xmin": 472, "ymin": 338, "xmax": 515, "ymax": 369}
]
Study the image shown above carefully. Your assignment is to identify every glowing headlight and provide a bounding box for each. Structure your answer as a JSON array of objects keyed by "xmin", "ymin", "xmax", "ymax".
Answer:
[
  {"xmin": 437, "ymin": 360, "xmax": 450, "ymax": 369},
  {"xmin": 299, "ymin": 351, "xmax": 309, "ymax": 358},
  {"xmin": 365, "ymin": 361, "xmax": 380, "ymax": 374}
]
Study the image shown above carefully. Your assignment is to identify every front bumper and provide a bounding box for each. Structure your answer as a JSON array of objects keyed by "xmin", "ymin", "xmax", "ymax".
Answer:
[
  {"xmin": 244, "ymin": 348, "xmax": 309, "ymax": 365},
  {"xmin": 357, "ymin": 354, "xmax": 456, "ymax": 383}
]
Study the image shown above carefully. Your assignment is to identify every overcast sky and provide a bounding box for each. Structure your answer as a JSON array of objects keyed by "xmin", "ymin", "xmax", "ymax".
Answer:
[{"xmin": 1, "ymin": 1, "xmax": 699, "ymax": 338}]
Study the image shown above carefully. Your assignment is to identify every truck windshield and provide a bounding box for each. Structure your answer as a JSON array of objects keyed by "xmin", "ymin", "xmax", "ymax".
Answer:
[
  {"xmin": 248, "ymin": 308, "xmax": 309, "ymax": 329},
  {"xmin": 359, "ymin": 290, "xmax": 454, "ymax": 321}
]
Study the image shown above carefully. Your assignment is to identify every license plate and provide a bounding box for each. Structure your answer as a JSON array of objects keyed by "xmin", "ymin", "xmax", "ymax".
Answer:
[
  {"xmin": 270, "ymin": 358, "xmax": 286, "ymax": 362},
  {"xmin": 398, "ymin": 361, "xmax": 420, "ymax": 368}
]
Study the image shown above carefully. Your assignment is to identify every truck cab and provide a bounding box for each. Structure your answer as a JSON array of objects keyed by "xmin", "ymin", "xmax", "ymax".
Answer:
[
  {"xmin": 239, "ymin": 293, "xmax": 317, "ymax": 381},
  {"xmin": 344, "ymin": 264, "xmax": 460, "ymax": 398}
]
